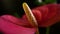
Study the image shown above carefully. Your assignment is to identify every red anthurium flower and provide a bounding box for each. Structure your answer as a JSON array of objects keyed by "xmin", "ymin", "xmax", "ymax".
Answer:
[{"xmin": 0, "ymin": 4, "xmax": 60, "ymax": 34}]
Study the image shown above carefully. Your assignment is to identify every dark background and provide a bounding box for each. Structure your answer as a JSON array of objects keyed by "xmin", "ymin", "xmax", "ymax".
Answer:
[{"xmin": 0, "ymin": 0, "xmax": 60, "ymax": 34}]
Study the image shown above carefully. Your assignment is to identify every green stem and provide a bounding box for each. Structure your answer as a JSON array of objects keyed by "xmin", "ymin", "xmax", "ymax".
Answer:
[{"xmin": 46, "ymin": 27, "xmax": 50, "ymax": 34}]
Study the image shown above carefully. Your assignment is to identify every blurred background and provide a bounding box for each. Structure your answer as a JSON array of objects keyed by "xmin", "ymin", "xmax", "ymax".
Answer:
[
  {"xmin": 0, "ymin": 0, "xmax": 57, "ymax": 17},
  {"xmin": 0, "ymin": 0, "xmax": 60, "ymax": 34}
]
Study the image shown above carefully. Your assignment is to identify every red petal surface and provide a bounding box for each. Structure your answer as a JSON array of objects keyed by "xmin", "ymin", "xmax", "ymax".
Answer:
[
  {"xmin": 0, "ymin": 16, "xmax": 36, "ymax": 34},
  {"xmin": 32, "ymin": 4, "xmax": 60, "ymax": 27}
]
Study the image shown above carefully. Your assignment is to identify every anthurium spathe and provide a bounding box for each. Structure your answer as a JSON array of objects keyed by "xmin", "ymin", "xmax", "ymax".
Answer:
[
  {"xmin": 0, "ymin": 15, "xmax": 36, "ymax": 34},
  {"xmin": 32, "ymin": 4, "xmax": 60, "ymax": 27}
]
